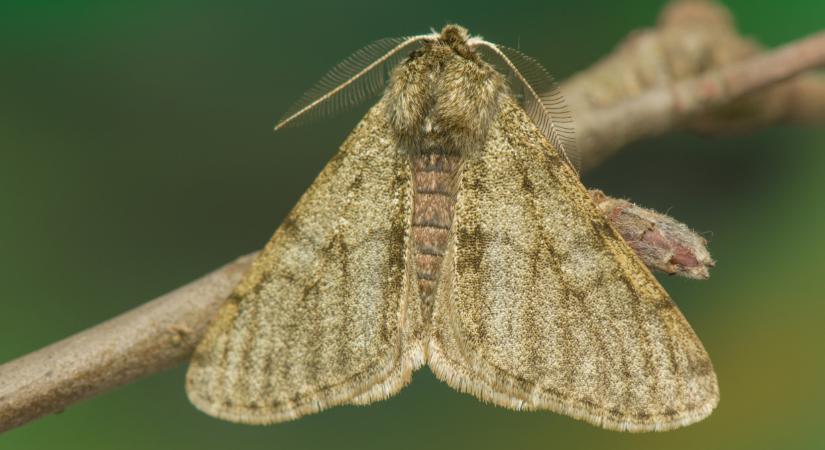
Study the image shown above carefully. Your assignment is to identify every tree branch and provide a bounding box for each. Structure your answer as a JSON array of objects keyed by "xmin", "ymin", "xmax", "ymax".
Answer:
[
  {"xmin": 564, "ymin": 0, "xmax": 825, "ymax": 170},
  {"xmin": 1, "ymin": 0, "xmax": 822, "ymax": 434},
  {"xmin": 0, "ymin": 254, "xmax": 255, "ymax": 433}
]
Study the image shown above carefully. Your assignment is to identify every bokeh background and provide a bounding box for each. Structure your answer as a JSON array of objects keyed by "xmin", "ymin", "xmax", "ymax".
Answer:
[{"xmin": 1, "ymin": 0, "xmax": 824, "ymax": 449}]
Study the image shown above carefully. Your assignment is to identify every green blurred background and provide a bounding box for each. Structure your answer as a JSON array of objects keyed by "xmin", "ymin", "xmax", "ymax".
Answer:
[{"xmin": 1, "ymin": 0, "xmax": 823, "ymax": 449}]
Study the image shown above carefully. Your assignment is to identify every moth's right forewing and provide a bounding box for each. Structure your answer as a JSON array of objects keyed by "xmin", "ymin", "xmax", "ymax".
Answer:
[
  {"xmin": 475, "ymin": 43, "xmax": 579, "ymax": 172},
  {"xmin": 428, "ymin": 97, "xmax": 718, "ymax": 432},
  {"xmin": 187, "ymin": 98, "xmax": 425, "ymax": 424}
]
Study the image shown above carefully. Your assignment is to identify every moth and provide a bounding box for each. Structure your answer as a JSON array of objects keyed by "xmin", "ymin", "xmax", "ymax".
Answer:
[{"xmin": 186, "ymin": 24, "xmax": 718, "ymax": 432}]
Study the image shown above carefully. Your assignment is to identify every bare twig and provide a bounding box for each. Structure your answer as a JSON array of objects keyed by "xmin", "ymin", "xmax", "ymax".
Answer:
[
  {"xmin": 0, "ymin": 254, "xmax": 255, "ymax": 433},
  {"xmin": 564, "ymin": 0, "xmax": 825, "ymax": 170},
  {"xmin": 0, "ymin": 192, "xmax": 708, "ymax": 434},
  {"xmin": 1, "ymin": 0, "xmax": 823, "ymax": 434}
]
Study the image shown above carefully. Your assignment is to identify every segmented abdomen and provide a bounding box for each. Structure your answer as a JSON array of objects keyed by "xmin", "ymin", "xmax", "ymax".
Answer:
[{"xmin": 411, "ymin": 152, "xmax": 462, "ymax": 320}]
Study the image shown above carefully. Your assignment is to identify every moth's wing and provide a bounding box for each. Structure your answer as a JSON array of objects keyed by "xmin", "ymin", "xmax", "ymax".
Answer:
[
  {"xmin": 475, "ymin": 43, "xmax": 578, "ymax": 172},
  {"xmin": 186, "ymin": 100, "xmax": 425, "ymax": 424},
  {"xmin": 428, "ymin": 98, "xmax": 718, "ymax": 432}
]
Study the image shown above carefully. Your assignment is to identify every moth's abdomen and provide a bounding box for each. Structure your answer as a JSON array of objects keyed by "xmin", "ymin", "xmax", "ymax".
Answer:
[{"xmin": 411, "ymin": 152, "xmax": 461, "ymax": 319}]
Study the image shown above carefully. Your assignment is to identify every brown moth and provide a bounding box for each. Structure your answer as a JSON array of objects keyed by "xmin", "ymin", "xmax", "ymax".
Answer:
[{"xmin": 186, "ymin": 24, "xmax": 718, "ymax": 432}]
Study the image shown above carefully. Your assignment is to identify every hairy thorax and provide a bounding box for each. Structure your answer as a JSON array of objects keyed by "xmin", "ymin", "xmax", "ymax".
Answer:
[{"xmin": 384, "ymin": 25, "xmax": 506, "ymax": 318}]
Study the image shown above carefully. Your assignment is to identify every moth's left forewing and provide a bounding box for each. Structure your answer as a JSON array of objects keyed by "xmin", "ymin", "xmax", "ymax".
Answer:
[
  {"xmin": 186, "ymin": 99, "xmax": 426, "ymax": 423},
  {"xmin": 428, "ymin": 96, "xmax": 718, "ymax": 432}
]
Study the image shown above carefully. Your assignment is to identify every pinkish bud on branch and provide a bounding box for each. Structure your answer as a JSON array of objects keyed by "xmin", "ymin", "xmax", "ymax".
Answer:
[{"xmin": 590, "ymin": 189, "xmax": 714, "ymax": 279}]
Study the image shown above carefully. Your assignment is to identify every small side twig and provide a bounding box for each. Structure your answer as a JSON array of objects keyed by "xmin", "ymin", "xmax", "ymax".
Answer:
[{"xmin": 590, "ymin": 190, "xmax": 714, "ymax": 279}]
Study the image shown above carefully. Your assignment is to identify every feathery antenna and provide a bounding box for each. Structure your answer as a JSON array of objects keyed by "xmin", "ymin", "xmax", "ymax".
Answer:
[
  {"xmin": 274, "ymin": 35, "xmax": 434, "ymax": 130},
  {"xmin": 474, "ymin": 42, "xmax": 579, "ymax": 172}
]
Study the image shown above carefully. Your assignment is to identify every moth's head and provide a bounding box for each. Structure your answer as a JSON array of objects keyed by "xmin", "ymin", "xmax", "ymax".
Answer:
[
  {"xmin": 384, "ymin": 24, "xmax": 506, "ymax": 156},
  {"xmin": 438, "ymin": 25, "xmax": 475, "ymax": 60}
]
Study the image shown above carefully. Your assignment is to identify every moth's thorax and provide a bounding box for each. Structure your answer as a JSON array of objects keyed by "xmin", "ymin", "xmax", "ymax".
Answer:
[
  {"xmin": 385, "ymin": 25, "xmax": 506, "ymax": 156},
  {"xmin": 389, "ymin": 26, "xmax": 498, "ymax": 319},
  {"xmin": 411, "ymin": 151, "xmax": 461, "ymax": 320}
]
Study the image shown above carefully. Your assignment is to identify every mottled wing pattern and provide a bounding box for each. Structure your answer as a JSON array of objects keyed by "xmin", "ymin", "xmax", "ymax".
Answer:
[
  {"xmin": 186, "ymin": 100, "xmax": 424, "ymax": 424},
  {"xmin": 428, "ymin": 98, "xmax": 718, "ymax": 431}
]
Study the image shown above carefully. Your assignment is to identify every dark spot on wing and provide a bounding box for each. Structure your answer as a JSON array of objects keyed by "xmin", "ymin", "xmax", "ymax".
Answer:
[
  {"xmin": 521, "ymin": 173, "xmax": 534, "ymax": 194},
  {"xmin": 349, "ymin": 174, "xmax": 363, "ymax": 191},
  {"xmin": 456, "ymin": 224, "xmax": 485, "ymax": 273}
]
